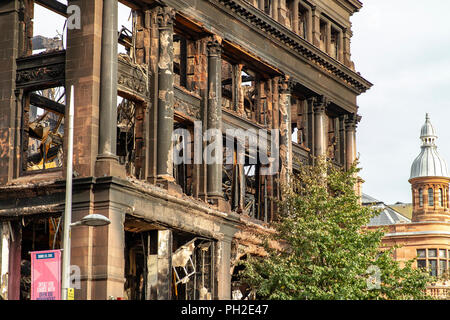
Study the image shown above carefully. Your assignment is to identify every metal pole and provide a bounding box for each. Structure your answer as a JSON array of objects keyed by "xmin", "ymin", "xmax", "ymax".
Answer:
[{"xmin": 61, "ymin": 85, "xmax": 74, "ymax": 300}]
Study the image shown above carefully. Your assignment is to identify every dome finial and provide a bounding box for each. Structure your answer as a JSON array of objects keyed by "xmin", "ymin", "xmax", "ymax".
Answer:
[
  {"xmin": 410, "ymin": 114, "xmax": 448, "ymax": 179},
  {"xmin": 420, "ymin": 113, "xmax": 436, "ymax": 141}
]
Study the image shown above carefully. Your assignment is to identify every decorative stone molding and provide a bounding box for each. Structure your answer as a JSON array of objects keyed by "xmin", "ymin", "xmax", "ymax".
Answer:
[
  {"xmin": 16, "ymin": 51, "xmax": 65, "ymax": 90},
  {"xmin": 279, "ymin": 76, "xmax": 295, "ymax": 94},
  {"xmin": 312, "ymin": 95, "xmax": 329, "ymax": 113},
  {"xmin": 344, "ymin": 113, "xmax": 361, "ymax": 130},
  {"xmin": 117, "ymin": 55, "xmax": 149, "ymax": 101},
  {"xmin": 207, "ymin": 0, "xmax": 372, "ymax": 94},
  {"xmin": 207, "ymin": 37, "xmax": 223, "ymax": 57},
  {"xmin": 157, "ymin": 6, "xmax": 176, "ymax": 29}
]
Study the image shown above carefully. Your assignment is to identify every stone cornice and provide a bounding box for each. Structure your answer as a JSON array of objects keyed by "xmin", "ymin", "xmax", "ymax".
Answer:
[
  {"xmin": 334, "ymin": 0, "xmax": 363, "ymax": 15},
  {"xmin": 209, "ymin": 0, "xmax": 372, "ymax": 94}
]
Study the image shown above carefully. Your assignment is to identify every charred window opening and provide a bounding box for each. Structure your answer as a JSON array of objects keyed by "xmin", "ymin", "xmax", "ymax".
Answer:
[
  {"xmin": 222, "ymin": 134, "xmax": 273, "ymax": 221},
  {"xmin": 221, "ymin": 59, "xmax": 234, "ymax": 111},
  {"xmin": 118, "ymin": 25, "xmax": 133, "ymax": 56},
  {"xmin": 124, "ymin": 230, "xmax": 147, "ymax": 300},
  {"xmin": 242, "ymin": 69, "xmax": 258, "ymax": 122},
  {"xmin": 23, "ymin": 87, "xmax": 65, "ymax": 172},
  {"xmin": 298, "ymin": 5, "xmax": 308, "ymax": 39},
  {"xmin": 330, "ymin": 27, "xmax": 340, "ymax": 60},
  {"xmin": 124, "ymin": 218, "xmax": 215, "ymax": 300},
  {"xmin": 18, "ymin": 216, "xmax": 62, "ymax": 300},
  {"xmin": 243, "ymin": 155, "xmax": 271, "ymax": 222},
  {"xmin": 172, "ymin": 236, "xmax": 215, "ymax": 300},
  {"xmin": 222, "ymin": 138, "xmax": 244, "ymax": 212},
  {"xmin": 287, "ymin": 1, "xmax": 308, "ymax": 38},
  {"xmin": 117, "ymin": 97, "xmax": 136, "ymax": 176},
  {"xmin": 264, "ymin": 0, "xmax": 272, "ymax": 15},
  {"xmin": 173, "ymin": 121, "xmax": 194, "ymax": 196},
  {"xmin": 31, "ymin": 2, "xmax": 67, "ymax": 56},
  {"xmin": 319, "ymin": 19, "xmax": 327, "ymax": 52},
  {"xmin": 118, "ymin": 3, "xmax": 133, "ymax": 55},
  {"xmin": 325, "ymin": 113, "xmax": 342, "ymax": 166},
  {"xmin": 117, "ymin": 97, "xmax": 146, "ymax": 179},
  {"xmin": 291, "ymin": 97, "xmax": 307, "ymax": 148},
  {"xmin": 174, "ymin": 34, "xmax": 188, "ymax": 88},
  {"xmin": 221, "ymin": 60, "xmax": 256, "ymax": 119}
]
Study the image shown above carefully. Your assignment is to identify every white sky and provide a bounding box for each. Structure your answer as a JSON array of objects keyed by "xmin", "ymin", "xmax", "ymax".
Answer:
[{"xmin": 33, "ymin": 1, "xmax": 450, "ymax": 205}]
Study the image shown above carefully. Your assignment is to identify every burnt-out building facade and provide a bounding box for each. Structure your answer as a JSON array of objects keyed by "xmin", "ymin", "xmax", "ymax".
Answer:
[{"xmin": 0, "ymin": 0, "xmax": 371, "ymax": 300}]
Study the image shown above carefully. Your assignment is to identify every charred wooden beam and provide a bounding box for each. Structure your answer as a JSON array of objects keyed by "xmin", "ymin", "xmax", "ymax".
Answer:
[
  {"xmin": 35, "ymin": 0, "xmax": 68, "ymax": 17},
  {"xmin": 29, "ymin": 93, "xmax": 65, "ymax": 115}
]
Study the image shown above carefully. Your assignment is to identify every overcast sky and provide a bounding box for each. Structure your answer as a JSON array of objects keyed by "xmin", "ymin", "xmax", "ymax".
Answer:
[
  {"xmin": 33, "ymin": 1, "xmax": 450, "ymax": 205},
  {"xmin": 351, "ymin": 0, "xmax": 450, "ymax": 204}
]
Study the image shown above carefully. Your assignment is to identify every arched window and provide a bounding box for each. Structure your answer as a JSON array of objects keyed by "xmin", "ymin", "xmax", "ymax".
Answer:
[
  {"xmin": 419, "ymin": 188, "xmax": 423, "ymax": 207},
  {"xmin": 439, "ymin": 188, "xmax": 443, "ymax": 207},
  {"xmin": 428, "ymin": 188, "xmax": 434, "ymax": 206}
]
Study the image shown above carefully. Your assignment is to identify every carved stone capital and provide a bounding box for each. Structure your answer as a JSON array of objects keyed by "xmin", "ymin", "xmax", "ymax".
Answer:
[
  {"xmin": 312, "ymin": 95, "xmax": 329, "ymax": 113},
  {"xmin": 156, "ymin": 6, "xmax": 176, "ymax": 29},
  {"xmin": 279, "ymin": 76, "xmax": 295, "ymax": 94},
  {"xmin": 345, "ymin": 113, "xmax": 360, "ymax": 130},
  {"xmin": 207, "ymin": 37, "xmax": 222, "ymax": 57}
]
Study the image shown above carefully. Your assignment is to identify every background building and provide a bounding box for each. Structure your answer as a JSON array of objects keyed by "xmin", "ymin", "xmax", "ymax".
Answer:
[
  {"xmin": 366, "ymin": 114, "xmax": 450, "ymax": 299},
  {"xmin": 0, "ymin": 0, "xmax": 371, "ymax": 300}
]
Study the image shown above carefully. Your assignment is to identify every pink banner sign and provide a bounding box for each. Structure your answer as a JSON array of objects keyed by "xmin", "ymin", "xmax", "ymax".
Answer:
[{"xmin": 31, "ymin": 250, "xmax": 61, "ymax": 300}]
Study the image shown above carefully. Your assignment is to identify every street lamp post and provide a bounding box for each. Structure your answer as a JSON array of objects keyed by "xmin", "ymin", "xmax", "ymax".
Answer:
[{"xmin": 61, "ymin": 86, "xmax": 111, "ymax": 300}]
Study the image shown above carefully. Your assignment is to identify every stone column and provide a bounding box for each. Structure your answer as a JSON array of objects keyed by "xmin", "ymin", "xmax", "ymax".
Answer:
[
  {"xmin": 156, "ymin": 229, "xmax": 172, "ymax": 299},
  {"xmin": 0, "ymin": 0, "xmax": 20, "ymax": 184},
  {"xmin": 326, "ymin": 21, "xmax": 332, "ymax": 55},
  {"xmin": 156, "ymin": 7, "xmax": 176, "ymax": 182},
  {"xmin": 88, "ymin": 202, "xmax": 125, "ymax": 300},
  {"xmin": 339, "ymin": 115, "xmax": 346, "ymax": 166},
  {"xmin": 313, "ymin": 96, "xmax": 327, "ymax": 157},
  {"xmin": 279, "ymin": 77, "xmax": 293, "ymax": 179},
  {"xmin": 343, "ymin": 28, "xmax": 353, "ymax": 69},
  {"xmin": 338, "ymin": 30, "xmax": 344, "ymax": 62},
  {"xmin": 344, "ymin": 113, "xmax": 359, "ymax": 169},
  {"xmin": 306, "ymin": 7, "xmax": 313, "ymax": 42},
  {"xmin": 305, "ymin": 97, "xmax": 314, "ymax": 154},
  {"xmin": 258, "ymin": 0, "xmax": 264, "ymax": 11},
  {"xmin": 292, "ymin": 0, "xmax": 299, "ymax": 34},
  {"xmin": 206, "ymin": 38, "xmax": 224, "ymax": 201},
  {"xmin": 272, "ymin": 0, "xmax": 279, "ymax": 21},
  {"xmin": 216, "ymin": 239, "xmax": 232, "ymax": 299},
  {"xmin": 7, "ymin": 221, "xmax": 21, "ymax": 300},
  {"xmin": 95, "ymin": 0, "xmax": 125, "ymax": 177},
  {"xmin": 311, "ymin": 6, "xmax": 321, "ymax": 47}
]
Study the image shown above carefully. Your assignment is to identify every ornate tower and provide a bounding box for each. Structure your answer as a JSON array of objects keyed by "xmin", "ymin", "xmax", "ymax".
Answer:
[{"xmin": 409, "ymin": 114, "xmax": 450, "ymax": 222}]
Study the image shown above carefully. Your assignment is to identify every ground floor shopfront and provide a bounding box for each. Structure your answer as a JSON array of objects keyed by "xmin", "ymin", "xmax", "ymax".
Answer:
[{"xmin": 0, "ymin": 174, "xmax": 261, "ymax": 300}]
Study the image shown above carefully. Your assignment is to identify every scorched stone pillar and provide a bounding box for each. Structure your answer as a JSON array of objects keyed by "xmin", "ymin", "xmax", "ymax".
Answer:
[
  {"xmin": 156, "ymin": 7, "xmax": 176, "ymax": 183},
  {"xmin": 206, "ymin": 38, "xmax": 224, "ymax": 203},
  {"xmin": 313, "ymin": 96, "xmax": 327, "ymax": 158},
  {"xmin": 345, "ymin": 113, "xmax": 359, "ymax": 170},
  {"xmin": 279, "ymin": 77, "xmax": 293, "ymax": 181},
  {"xmin": 95, "ymin": 0, "xmax": 124, "ymax": 177}
]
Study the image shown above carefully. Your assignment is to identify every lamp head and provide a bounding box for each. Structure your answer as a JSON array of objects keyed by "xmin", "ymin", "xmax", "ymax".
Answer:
[{"xmin": 79, "ymin": 214, "xmax": 111, "ymax": 227}]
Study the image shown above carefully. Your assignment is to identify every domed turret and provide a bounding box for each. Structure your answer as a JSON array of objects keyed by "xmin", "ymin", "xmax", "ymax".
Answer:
[
  {"xmin": 410, "ymin": 114, "xmax": 448, "ymax": 179},
  {"xmin": 409, "ymin": 114, "xmax": 450, "ymax": 223}
]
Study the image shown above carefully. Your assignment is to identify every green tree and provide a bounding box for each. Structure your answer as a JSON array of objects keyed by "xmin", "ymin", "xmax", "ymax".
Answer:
[{"xmin": 240, "ymin": 158, "xmax": 432, "ymax": 300}]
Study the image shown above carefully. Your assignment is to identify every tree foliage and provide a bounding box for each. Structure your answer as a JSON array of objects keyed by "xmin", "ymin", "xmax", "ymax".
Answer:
[{"xmin": 240, "ymin": 158, "xmax": 432, "ymax": 300}]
